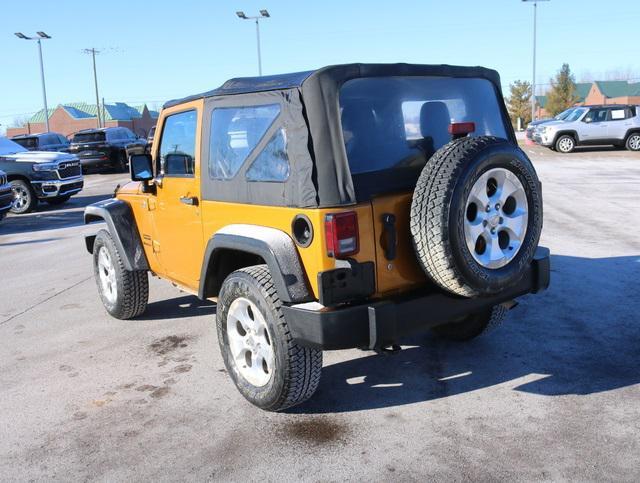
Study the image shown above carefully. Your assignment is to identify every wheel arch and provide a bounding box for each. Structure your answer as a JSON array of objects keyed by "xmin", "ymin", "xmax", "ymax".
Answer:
[
  {"xmin": 84, "ymin": 199, "xmax": 149, "ymax": 271},
  {"xmin": 624, "ymin": 128, "xmax": 640, "ymax": 140},
  {"xmin": 6, "ymin": 173, "xmax": 31, "ymax": 184},
  {"xmin": 199, "ymin": 224, "xmax": 312, "ymax": 304},
  {"xmin": 552, "ymin": 130, "xmax": 580, "ymax": 145}
]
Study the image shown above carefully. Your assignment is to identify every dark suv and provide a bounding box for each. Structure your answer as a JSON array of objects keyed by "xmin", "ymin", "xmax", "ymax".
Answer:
[
  {"xmin": 68, "ymin": 127, "xmax": 147, "ymax": 172},
  {"xmin": 12, "ymin": 132, "xmax": 70, "ymax": 152}
]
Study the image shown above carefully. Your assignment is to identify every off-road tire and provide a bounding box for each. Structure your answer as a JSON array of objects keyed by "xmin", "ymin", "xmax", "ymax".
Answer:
[
  {"xmin": 431, "ymin": 304, "xmax": 507, "ymax": 341},
  {"xmin": 410, "ymin": 136, "xmax": 543, "ymax": 297},
  {"xmin": 44, "ymin": 195, "xmax": 71, "ymax": 206},
  {"xmin": 216, "ymin": 265, "xmax": 322, "ymax": 411},
  {"xmin": 625, "ymin": 132, "xmax": 640, "ymax": 152},
  {"xmin": 555, "ymin": 134, "xmax": 575, "ymax": 153},
  {"xmin": 93, "ymin": 229, "xmax": 148, "ymax": 319}
]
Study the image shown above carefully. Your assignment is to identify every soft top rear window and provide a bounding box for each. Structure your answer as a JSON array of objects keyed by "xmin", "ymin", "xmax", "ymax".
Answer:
[
  {"xmin": 339, "ymin": 76, "xmax": 508, "ymax": 177},
  {"xmin": 72, "ymin": 132, "xmax": 105, "ymax": 143}
]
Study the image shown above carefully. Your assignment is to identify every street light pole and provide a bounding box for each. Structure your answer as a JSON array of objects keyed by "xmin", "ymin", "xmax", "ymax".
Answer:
[
  {"xmin": 236, "ymin": 10, "xmax": 270, "ymax": 76},
  {"xmin": 15, "ymin": 32, "xmax": 52, "ymax": 132},
  {"xmin": 83, "ymin": 48, "xmax": 102, "ymax": 128},
  {"xmin": 522, "ymin": 0, "xmax": 549, "ymax": 122}
]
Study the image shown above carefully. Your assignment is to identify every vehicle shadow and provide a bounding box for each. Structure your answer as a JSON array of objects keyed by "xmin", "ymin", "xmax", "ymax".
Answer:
[
  {"xmin": 292, "ymin": 254, "xmax": 640, "ymax": 414},
  {"xmin": 138, "ymin": 295, "xmax": 216, "ymax": 321},
  {"xmin": 0, "ymin": 194, "xmax": 112, "ymax": 236}
]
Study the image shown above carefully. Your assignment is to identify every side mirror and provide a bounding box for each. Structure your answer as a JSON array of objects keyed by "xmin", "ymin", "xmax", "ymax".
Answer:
[
  {"xmin": 583, "ymin": 116, "xmax": 593, "ymax": 123},
  {"xmin": 129, "ymin": 154, "xmax": 154, "ymax": 182}
]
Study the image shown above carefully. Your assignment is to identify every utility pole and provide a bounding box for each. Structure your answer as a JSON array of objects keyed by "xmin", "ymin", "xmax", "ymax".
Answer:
[
  {"xmin": 15, "ymin": 32, "xmax": 52, "ymax": 132},
  {"xmin": 83, "ymin": 48, "xmax": 103, "ymax": 128},
  {"xmin": 236, "ymin": 10, "xmax": 271, "ymax": 76},
  {"xmin": 522, "ymin": 0, "xmax": 550, "ymax": 121}
]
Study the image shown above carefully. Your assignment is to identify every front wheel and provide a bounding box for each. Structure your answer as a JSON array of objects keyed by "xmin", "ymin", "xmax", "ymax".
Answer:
[
  {"xmin": 626, "ymin": 132, "xmax": 640, "ymax": 152},
  {"xmin": 555, "ymin": 134, "xmax": 575, "ymax": 153},
  {"xmin": 431, "ymin": 305, "xmax": 507, "ymax": 341},
  {"xmin": 10, "ymin": 179, "xmax": 37, "ymax": 214},
  {"xmin": 216, "ymin": 265, "xmax": 322, "ymax": 411},
  {"xmin": 93, "ymin": 229, "xmax": 149, "ymax": 319}
]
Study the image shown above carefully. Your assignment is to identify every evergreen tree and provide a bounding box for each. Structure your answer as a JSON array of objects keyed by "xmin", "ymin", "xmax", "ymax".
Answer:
[
  {"xmin": 545, "ymin": 64, "xmax": 579, "ymax": 116},
  {"xmin": 507, "ymin": 80, "xmax": 532, "ymax": 126}
]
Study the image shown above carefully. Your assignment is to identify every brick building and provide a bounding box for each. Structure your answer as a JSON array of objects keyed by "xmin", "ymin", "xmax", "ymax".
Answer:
[
  {"xmin": 535, "ymin": 80, "xmax": 640, "ymax": 119},
  {"xmin": 7, "ymin": 102, "xmax": 159, "ymax": 138}
]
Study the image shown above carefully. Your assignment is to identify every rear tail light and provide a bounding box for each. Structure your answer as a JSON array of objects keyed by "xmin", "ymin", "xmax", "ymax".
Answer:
[
  {"xmin": 325, "ymin": 211, "xmax": 359, "ymax": 258},
  {"xmin": 449, "ymin": 122, "xmax": 476, "ymax": 136}
]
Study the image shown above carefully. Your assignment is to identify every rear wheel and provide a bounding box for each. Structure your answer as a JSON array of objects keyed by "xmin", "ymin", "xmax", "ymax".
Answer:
[
  {"xmin": 9, "ymin": 179, "xmax": 37, "ymax": 214},
  {"xmin": 45, "ymin": 195, "xmax": 71, "ymax": 206},
  {"xmin": 410, "ymin": 136, "xmax": 543, "ymax": 297},
  {"xmin": 626, "ymin": 132, "xmax": 640, "ymax": 151},
  {"xmin": 93, "ymin": 229, "xmax": 148, "ymax": 319},
  {"xmin": 118, "ymin": 151, "xmax": 128, "ymax": 172},
  {"xmin": 432, "ymin": 305, "xmax": 507, "ymax": 341},
  {"xmin": 216, "ymin": 265, "xmax": 322, "ymax": 411},
  {"xmin": 555, "ymin": 134, "xmax": 575, "ymax": 153}
]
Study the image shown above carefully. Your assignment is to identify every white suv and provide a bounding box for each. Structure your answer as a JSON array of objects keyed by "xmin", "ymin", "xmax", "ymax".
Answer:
[{"xmin": 533, "ymin": 105, "xmax": 640, "ymax": 153}]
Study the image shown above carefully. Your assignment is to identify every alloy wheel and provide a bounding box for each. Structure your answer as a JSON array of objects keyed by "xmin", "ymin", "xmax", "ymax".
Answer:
[
  {"xmin": 226, "ymin": 297, "xmax": 274, "ymax": 387},
  {"xmin": 97, "ymin": 246, "xmax": 118, "ymax": 304},
  {"xmin": 464, "ymin": 167, "xmax": 529, "ymax": 269}
]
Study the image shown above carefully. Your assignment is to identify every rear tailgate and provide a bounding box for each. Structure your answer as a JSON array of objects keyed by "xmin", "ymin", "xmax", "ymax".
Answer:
[{"xmin": 369, "ymin": 192, "xmax": 426, "ymax": 295}]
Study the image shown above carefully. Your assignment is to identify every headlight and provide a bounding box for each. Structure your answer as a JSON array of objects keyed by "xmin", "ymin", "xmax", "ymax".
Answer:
[{"xmin": 32, "ymin": 162, "xmax": 58, "ymax": 172}]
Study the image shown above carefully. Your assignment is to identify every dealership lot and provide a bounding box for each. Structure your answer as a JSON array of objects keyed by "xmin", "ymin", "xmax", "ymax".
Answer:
[{"xmin": 0, "ymin": 146, "xmax": 639, "ymax": 480}]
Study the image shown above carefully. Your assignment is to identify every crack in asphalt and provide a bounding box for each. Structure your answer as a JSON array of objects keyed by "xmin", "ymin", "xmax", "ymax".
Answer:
[{"xmin": 0, "ymin": 276, "xmax": 93, "ymax": 326}]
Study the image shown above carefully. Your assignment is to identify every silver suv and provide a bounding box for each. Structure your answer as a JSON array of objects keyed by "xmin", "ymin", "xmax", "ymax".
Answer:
[{"xmin": 533, "ymin": 105, "xmax": 640, "ymax": 153}]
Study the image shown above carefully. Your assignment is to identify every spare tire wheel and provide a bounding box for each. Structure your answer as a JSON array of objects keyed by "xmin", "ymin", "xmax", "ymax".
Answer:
[{"xmin": 410, "ymin": 136, "xmax": 543, "ymax": 297}]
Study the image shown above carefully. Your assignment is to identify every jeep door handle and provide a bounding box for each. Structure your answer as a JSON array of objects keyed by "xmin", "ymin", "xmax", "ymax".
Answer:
[{"xmin": 179, "ymin": 196, "xmax": 199, "ymax": 206}]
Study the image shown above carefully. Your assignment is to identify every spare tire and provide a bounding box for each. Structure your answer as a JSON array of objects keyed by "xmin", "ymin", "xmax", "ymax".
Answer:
[{"xmin": 410, "ymin": 136, "xmax": 542, "ymax": 297}]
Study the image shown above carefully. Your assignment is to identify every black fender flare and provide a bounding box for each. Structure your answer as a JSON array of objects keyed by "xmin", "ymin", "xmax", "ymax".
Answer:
[
  {"xmin": 199, "ymin": 224, "xmax": 312, "ymax": 304},
  {"xmin": 552, "ymin": 130, "xmax": 580, "ymax": 145},
  {"xmin": 624, "ymin": 128, "xmax": 640, "ymax": 140},
  {"xmin": 84, "ymin": 198, "xmax": 149, "ymax": 271}
]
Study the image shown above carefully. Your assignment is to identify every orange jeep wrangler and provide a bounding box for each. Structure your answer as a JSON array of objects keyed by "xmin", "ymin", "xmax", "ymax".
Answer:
[{"xmin": 85, "ymin": 64, "xmax": 549, "ymax": 411}]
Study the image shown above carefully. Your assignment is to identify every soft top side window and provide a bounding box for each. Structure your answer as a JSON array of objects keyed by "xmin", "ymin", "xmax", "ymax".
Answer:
[
  {"xmin": 158, "ymin": 109, "xmax": 197, "ymax": 177},
  {"xmin": 208, "ymin": 104, "xmax": 280, "ymax": 180}
]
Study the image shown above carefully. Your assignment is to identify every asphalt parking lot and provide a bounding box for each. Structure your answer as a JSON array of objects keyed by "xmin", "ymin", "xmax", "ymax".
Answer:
[{"xmin": 1, "ymin": 145, "xmax": 639, "ymax": 481}]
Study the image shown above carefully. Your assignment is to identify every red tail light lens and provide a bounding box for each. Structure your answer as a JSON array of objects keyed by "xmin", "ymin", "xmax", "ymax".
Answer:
[
  {"xmin": 448, "ymin": 122, "xmax": 476, "ymax": 136},
  {"xmin": 325, "ymin": 211, "xmax": 359, "ymax": 258}
]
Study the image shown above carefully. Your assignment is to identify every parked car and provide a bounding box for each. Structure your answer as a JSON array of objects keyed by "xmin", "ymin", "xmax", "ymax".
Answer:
[
  {"xmin": 0, "ymin": 137, "xmax": 84, "ymax": 214},
  {"xmin": 0, "ymin": 169, "xmax": 12, "ymax": 221},
  {"xmin": 533, "ymin": 105, "xmax": 640, "ymax": 153},
  {"xmin": 67, "ymin": 127, "xmax": 147, "ymax": 172},
  {"xmin": 11, "ymin": 132, "xmax": 70, "ymax": 152},
  {"xmin": 525, "ymin": 107, "xmax": 578, "ymax": 141},
  {"xmin": 145, "ymin": 126, "xmax": 156, "ymax": 154},
  {"xmin": 84, "ymin": 63, "xmax": 549, "ymax": 411}
]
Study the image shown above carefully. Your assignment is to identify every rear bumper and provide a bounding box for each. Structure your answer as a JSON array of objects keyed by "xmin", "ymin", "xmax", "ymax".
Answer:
[{"xmin": 282, "ymin": 247, "xmax": 550, "ymax": 350}]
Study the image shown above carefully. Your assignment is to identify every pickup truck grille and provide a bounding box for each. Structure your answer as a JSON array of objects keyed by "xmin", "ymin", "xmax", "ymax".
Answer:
[
  {"xmin": 57, "ymin": 161, "xmax": 81, "ymax": 179},
  {"xmin": 0, "ymin": 173, "xmax": 6, "ymax": 186}
]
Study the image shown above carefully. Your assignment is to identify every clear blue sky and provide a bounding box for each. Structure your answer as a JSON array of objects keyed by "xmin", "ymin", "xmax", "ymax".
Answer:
[{"xmin": 1, "ymin": 0, "xmax": 638, "ymax": 133}]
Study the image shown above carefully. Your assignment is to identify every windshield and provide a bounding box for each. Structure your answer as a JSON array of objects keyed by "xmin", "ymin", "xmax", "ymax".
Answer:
[
  {"xmin": 12, "ymin": 137, "xmax": 38, "ymax": 149},
  {"xmin": 564, "ymin": 108, "xmax": 587, "ymax": 122},
  {"xmin": 339, "ymin": 76, "xmax": 508, "ymax": 175},
  {"xmin": 0, "ymin": 137, "xmax": 29, "ymax": 155},
  {"xmin": 554, "ymin": 108, "xmax": 576, "ymax": 120},
  {"xmin": 72, "ymin": 132, "xmax": 105, "ymax": 143}
]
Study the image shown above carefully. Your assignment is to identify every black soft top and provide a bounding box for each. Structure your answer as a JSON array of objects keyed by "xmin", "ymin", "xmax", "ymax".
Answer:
[
  {"xmin": 163, "ymin": 63, "xmax": 502, "ymax": 108},
  {"xmin": 165, "ymin": 63, "xmax": 512, "ymax": 208}
]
